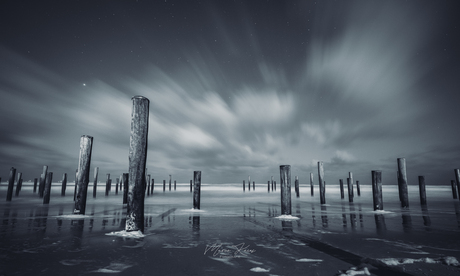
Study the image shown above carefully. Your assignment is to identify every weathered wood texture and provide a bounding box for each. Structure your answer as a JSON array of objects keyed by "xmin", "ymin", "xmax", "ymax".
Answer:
[
  {"xmin": 43, "ymin": 172, "xmax": 53, "ymax": 204},
  {"xmin": 6, "ymin": 167, "xmax": 16, "ymax": 201},
  {"xmin": 397, "ymin": 158, "xmax": 409, "ymax": 208},
  {"xmin": 372, "ymin": 170, "xmax": 383, "ymax": 211},
  {"xmin": 318, "ymin": 161, "xmax": 325, "ymax": 204},
  {"xmin": 280, "ymin": 165, "xmax": 292, "ymax": 215},
  {"xmin": 193, "ymin": 171, "xmax": 201, "ymax": 209},
  {"xmin": 74, "ymin": 135, "xmax": 93, "ymax": 214}
]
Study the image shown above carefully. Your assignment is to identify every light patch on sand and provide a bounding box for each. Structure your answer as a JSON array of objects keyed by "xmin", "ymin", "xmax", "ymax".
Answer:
[
  {"xmin": 91, "ymin": 262, "xmax": 133, "ymax": 273},
  {"xmin": 296, "ymin": 258, "xmax": 323, "ymax": 262},
  {"xmin": 275, "ymin": 215, "xmax": 300, "ymax": 220},
  {"xmin": 250, "ymin": 267, "xmax": 270, "ymax": 272},
  {"xmin": 105, "ymin": 230, "xmax": 145, "ymax": 238},
  {"xmin": 378, "ymin": 256, "xmax": 460, "ymax": 267}
]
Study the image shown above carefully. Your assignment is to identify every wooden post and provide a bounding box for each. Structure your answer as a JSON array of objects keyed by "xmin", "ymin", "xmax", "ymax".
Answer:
[
  {"xmin": 105, "ymin": 174, "xmax": 110, "ymax": 196},
  {"xmin": 169, "ymin": 175, "xmax": 171, "ymax": 191},
  {"xmin": 274, "ymin": 180, "xmax": 276, "ymax": 191},
  {"xmin": 15, "ymin": 172, "xmax": 23, "ymax": 196},
  {"xmin": 33, "ymin": 178, "xmax": 38, "ymax": 193},
  {"xmin": 356, "ymin": 180, "xmax": 361, "ymax": 196},
  {"xmin": 163, "ymin": 180, "xmax": 166, "ymax": 192},
  {"xmin": 243, "ymin": 180, "xmax": 245, "ymax": 191},
  {"xmin": 280, "ymin": 165, "xmax": 291, "ymax": 215},
  {"xmin": 39, "ymin": 165, "xmax": 48, "ymax": 198},
  {"xmin": 295, "ymin": 176, "xmax": 299, "ymax": 198},
  {"xmin": 253, "ymin": 181, "xmax": 255, "ymax": 190},
  {"xmin": 267, "ymin": 181, "xmax": 270, "ymax": 192},
  {"xmin": 452, "ymin": 180, "xmax": 458, "ymax": 199},
  {"xmin": 339, "ymin": 179, "xmax": 344, "ymax": 199},
  {"xmin": 397, "ymin": 158, "xmax": 409, "ymax": 208},
  {"xmin": 74, "ymin": 135, "xmax": 93, "ymax": 214},
  {"xmin": 193, "ymin": 171, "xmax": 201, "ymax": 209},
  {"xmin": 74, "ymin": 169, "xmax": 77, "ymax": 201},
  {"xmin": 93, "ymin": 167, "xmax": 99, "ymax": 198},
  {"xmin": 271, "ymin": 176, "xmax": 274, "ymax": 191},
  {"xmin": 248, "ymin": 176, "xmax": 251, "ymax": 191},
  {"xmin": 61, "ymin": 173, "xmax": 67, "ymax": 196},
  {"xmin": 418, "ymin": 176, "xmax": 427, "ymax": 206},
  {"xmin": 455, "ymin": 169, "xmax": 460, "ymax": 200},
  {"xmin": 347, "ymin": 178, "xmax": 353, "ymax": 203},
  {"xmin": 190, "ymin": 180, "xmax": 192, "ymax": 193},
  {"xmin": 126, "ymin": 96, "xmax": 149, "ymax": 232},
  {"xmin": 123, "ymin": 173, "xmax": 128, "ymax": 204},
  {"xmin": 310, "ymin": 173, "xmax": 314, "ymax": 196},
  {"xmin": 115, "ymin": 178, "xmax": 120, "ymax": 195},
  {"xmin": 6, "ymin": 167, "xmax": 16, "ymax": 201},
  {"xmin": 318, "ymin": 161, "xmax": 325, "ymax": 204},
  {"xmin": 371, "ymin": 170, "xmax": 383, "ymax": 211},
  {"xmin": 151, "ymin": 178, "xmax": 154, "ymax": 193},
  {"xmin": 174, "ymin": 180, "xmax": 176, "ymax": 191},
  {"xmin": 146, "ymin": 175, "xmax": 151, "ymax": 195},
  {"xmin": 349, "ymin": 172, "xmax": 354, "ymax": 197},
  {"xmin": 43, "ymin": 172, "xmax": 53, "ymax": 204}
]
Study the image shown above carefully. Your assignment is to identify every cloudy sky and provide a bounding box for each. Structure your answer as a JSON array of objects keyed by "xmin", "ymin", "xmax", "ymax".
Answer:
[{"xmin": 1, "ymin": 0, "xmax": 459, "ymax": 185}]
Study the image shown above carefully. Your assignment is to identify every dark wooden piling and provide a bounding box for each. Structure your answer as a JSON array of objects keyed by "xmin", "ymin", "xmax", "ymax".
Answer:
[
  {"xmin": 356, "ymin": 180, "xmax": 361, "ymax": 196},
  {"xmin": 169, "ymin": 175, "xmax": 171, "ymax": 191},
  {"xmin": 248, "ymin": 176, "xmax": 251, "ymax": 191},
  {"xmin": 318, "ymin": 161, "xmax": 325, "ymax": 204},
  {"xmin": 6, "ymin": 167, "xmax": 16, "ymax": 201},
  {"xmin": 74, "ymin": 169, "xmax": 77, "ymax": 201},
  {"xmin": 105, "ymin": 174, "xmax": 110, "ymax": 196},
  {"xmin": 193, "ymin": 171, "xmax": 201, "ymax": 209},
  {"xmin": 125, "ymin": 96, "xmax": 149, "ymax": 232},
  {"xmin": 280, "ymin": 165, "xmax": 292, "ymax": 215},
  {"xmin": 43, "ymin": 172, "xmax": 53, "ymax": 204},
  {"xmin": 295, "ymin": 176, "xmax": 299, "ymax": 198},
  {"xmin": 455, "ymin": 169, "xmax": 460, "ymax": 200},
  {"xmin": 339, "ymin": 179, "xmax": 344, "ymax": 199},
  {"xmin": 274, "ymin": 181, "xmax": 276, "ymax": 191},
  {"xmin": 397, "ymin": 158, "xmax": 409, "ymax": 208},
  {"xmin": 146, "ymin": 175, "xmax": 151, "ymax": 195},
  {"xmin": 33, "ymin": 178, "xmax": 38, "ymax": 193},
  {"xmin": 61, "ymin": 173, "xmax": 67, "ymax": 196},
  {"xmin": 123, "ymin": 173, "xmax": 128, "ymax": 204},
  {"xmin": 310, "ymin": 173, "xmax": 314, "ymax": 196},
  {"xmin": 253, "ymin": 181, "xmax": 255, "ymax": 190},
  {"xmin": 15, "ymin": 172, "xmax": 23, "ymax": 196},
  {"xmin": 452, "ymin": 180, "xmax": 458, "ymax": 199},
  {"xmin": 347, "ymin": 178, "xmax": 353, "ymax": 203},
  {"xmin": 74, "ymin": 135, "xmax": 93, "ymax": 214},
  {"xmin": 418, "ymin": 176, "xmax": 427, "ymax": 206},
  {"xmin": 151, "ymin": 179, "xmax": 154, "ymax": 193},
  {"xmin": 39, "ymin": 165, "xmax": 48, "ymax": 198},
  {"xmin": 174, "ymin": 180, "xmax": 176, "ymax": 191},
  {"xmin": 271, "ymin": 176, "xmax": 274, "ymax": 191},
  {"xmin": 190, "ymin": 180, "xmax": 192, "ymax": 193},
  {"xmin": 243, "ymin": 180, "xmax": 245, "ymax": 191},
  {"xmin": 115, "ymin": 178, "xmax": 120, "ymax": 195},
  {"xmin": 267, "ymin": 181, "xmax": 270, "ymax": 192},
  {"xmin": 349, "ymin": 172, "xmax": 354, "ymax": 197},
  {"xmin": 93, "ymin": 167, "xmax": 98, "ymax": 198},
  {"xmin": 372, "ymin": 170, "xmax": 383, "ymax": 211},
  {"xmin": 163, "ymin": 180, "xmax": 166, "ymax": 192}
]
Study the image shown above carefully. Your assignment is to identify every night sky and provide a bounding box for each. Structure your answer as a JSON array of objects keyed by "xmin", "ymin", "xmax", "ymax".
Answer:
[{"xmin": 1, "ymin": 0, "xmax": 459, "ymax": 185}]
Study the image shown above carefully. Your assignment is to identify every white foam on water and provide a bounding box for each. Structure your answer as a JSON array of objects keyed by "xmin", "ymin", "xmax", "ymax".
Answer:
[
  {"xmin": 274, "ymin": 215, "xmax": 300, "ymax": 220},
  {"xmin": 250, "ymin": 267, "xmax": 270, "ymax": 272},
  {"xmin": 209, "ymin": 256, "xmax": 235, "ymax": 266},
  {"xmin": 337, "ymin": 267, "xmax": 370, "ymax": 276},
  {"xmin": 378, "ymin": 256, "xmax": 460, "ymax": 267},
  {"xmin": 368, "ymin": 210, "xmax": 394, "ymax": 214},
  {"xmin": 296, "ymin": 258, "xmax": 323, "ymax": 262},
  {"xmin": 105, "ymin": 230, "xmax": 145, "ymax": 238},
  {"xmin": 53, "ymin": 214, "xmax": 93, "ymax": 219},
  {"xmin": 289, "ymin": 240, "xmax": 307, "ymax": 246},
  {"xmin": 59, "ymin": 259, "xmax": 93, "ymax": 266},
  {"xmin": 181, "ymin": 208, "xmax": 206, "ymax": 212},
  {"xmin": 91, "ymin": 262, "xmax": 133, "ymax": 273},
  {"xmin": 254, "ymin": 243, "xmax": 284, "ymax": 249}
]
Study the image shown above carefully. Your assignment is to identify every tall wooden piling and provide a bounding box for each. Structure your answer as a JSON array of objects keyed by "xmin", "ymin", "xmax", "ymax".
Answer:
[
  {"xmin": 190, "ymin": 180, "xmax": 192, "ymax": 193},
  {"xmin": 6, "ymin": 167, "xmax": 16, "ymax": 201},
  {"xmin": 253, "ymin": 181, "xmax": 255, "ymax": 190},
  {"xmin": 74, "ymin": 135, "xmax": 93, "ymax": 214},
  {"xmin": 274, "ymin": 180, "xmax": 276, "ymax": 191},
  {"xmin": 115, "ymin": 178, "xmax": 120, "ymax": 195},
  {"xmin": 267, "ymin": 181, "xmax": 270, "ymax": 192},
  {"xmin": 418, "ymin": 176, "xmax": 427, "ymax": 206},
  {"xmin": 318, "ymin": 161, "xmax": 325, "ymax": 204},
  {"xmin": 151, "ymin": 179, "xmax": 154, "ymax": 193},
  {"xmin": 61, "ymin": 173, "xmax": 67, "ymax": 196},
  {"xmin": 15, "ymin": 172, "xmax": 23, "ymax": 196},
  {"xmin": 193, "ymin": 171, "xmax": 201, "ymax": 209},
  {"xmin": 356, "ymin": 180, "xmax": 361, "ymax": 196},
  {"xmin": 163, "ymin": 180, "xmax": 166, "ymax": 192},
  {"xmin": 74, "ymin": 169, "xmax": 77, "ymax": 201},
  {"xmin": 310, "ymin": 173, "xmax": 314, "ymax": 196},
  {"xmin": 397, "ymin": 158, "xmax": 409, "ymax": 208},
  {"xmin": 271, "ymin": 176, "xmax": 274, "ymax": 191},
  {"xmin": 248, "ymin": 176, "xmax": 251, "ymax": 191},
  {"xmin": 372, "ymin": 170, "xmax": 383, "ymax": 211},
  {"xmin": 123, "ymin": 173, "xmax": 128, "ymax": 204},
  {"xmin": 146, "ymin": 175, "xmax": 151, "ymax": 195},
  {"xmin": 169, "ymin": 175, "xmax": 171, "ymax": 191},
  {"xmin": 452, "ymin": 180, "xmax": 458, "ymax": 199},
  {"xmin": 347, "ymin": 178, "xmax": 353, "ymax": 203},
  {"xmin": 39, "ymin": 165, "xmax": 48, "ymax": 198},
  {"xmin": 349, "ymin": 172, "xmax": 354, "ymax": 197},
  {"xmin": 280, "ymin": 165, "xmax": 292, "ymax": 215},
  {"xmin": 174, "ymin": 180, "xmax": 176, "ymax": 191},
  {"xmin": 105, "ymin": 174, "xmax": 110, "ymax": 196},
  {"xmin": 33, "ymin": 178, "xmax": 38, "ymax": 193},
  {"xmin": 339, "ymin": 179, "xmax": 344, "ymax": 199},
  {"xmin": 125, "ymin": 96, "xmax": 149, "ymax": 232},
  {"xmin": 243, "ymin": 180, "xmax": 245, "ymax": 191},
  {"xmin": 93, "ymin": 167, "xmax": 99, "ymax": 198},
  {"xmin": 455, "ymin": 169, "xmax": 460, "ymax": 200},
  {"xmin": 43, "ymin": 172, "xmax": 53, "ymax": 204},
  {"xmin": 295, "ymin": 176, "xmax": 299, "ymax": 198}
]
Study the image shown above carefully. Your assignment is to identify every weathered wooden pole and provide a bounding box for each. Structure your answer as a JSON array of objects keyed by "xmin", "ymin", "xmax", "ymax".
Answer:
[
  {"xmin": 125, "ymin": 96, "xmax": 149, "ymax": 233},
  {"xmin": 163, "ymin": 180, "xmax": 166, "ymax": 192},
  {"xmin": 356, "ymin": 180, "xmax": 361, "ymax": 196},
  {"xmin": 455, "ymin": 169, "xmax": 460, "ymax": 200},
  {"xmin": 271, "ymin": 176, "xmax": 274, "ymax": 191},
  {"xmin": 146, "ymin": 174, "xmax": 151, "ymax": 195},
  {"xmin": 243, "ymin": 180, "xmax": 245, "ymax": 191},
  {"xmin": 280, "ymin": 165, "xmax": 292, "ymax": 215},
  {"xmin": 248, "ymin": 176, "xmax": 251, "ymax": 191},
  {"xmin": 253, "ymin": 181, "xmax": 255, "ymax": 190},
  {"xmin": 151, "ymin": 179, "xmax": 154, "ymax": 193},
  {"xmin": 295, "ymin": 176, "xmax": 299, "ymax": 198},
  {"xmin": 418, "ymin": 176, "xmax": 427, "ymax": 206},
  {"xmin": 6, "ymin": 167, "xmax": 16, "ymax": 201},
  {"xmin": 73, "ymin": 135, "xmax": 93, "ymax": 214},
  {"xmin": 74, "ymin": 169, "xmax": 77, "ymax": 201},
  {"xmin": 174, "ymin": 180, "xmax": 176, "ymax": 191},
  {"xmin": 33, "ymin": 178, "xmax": 38, "ymax": 193},
  {"xmin": 43, "ymin": 172, "xmax": 53, "ymax": 204},
  {"xmin": 123, "ymin": 173, "xmax": 128, "ymax": 204},
  {"xmin": 318, "ymin": 161, "xmax": 325, "ymax": 204},
  {"xmin": 274, "ymin": 180, "xmax": 276, "ymax": 191},
  {"xmin": 169, "ymin": 175, "xmax": 172, "ymax": 191},
  {"xmin": 371, "ymin": 170, "xmax": 383, "ymax": 211},
  {"xmin": 190, "ymin": 180, "xmax": 192, "ymax": 193},
  {"xmin": 61, "ymin": 173, "xmax": 67, "ymax": 196},
  {"xmin": 15, "ymin": 172, "xmax": 23, "ymax": 196},
  {"xmin": 397, "ymin": 158, "xmax": 409, "ymax": 208},
  {"xmin": 267, "ymin": 181, "xmax": 270, "ymax": 192},
  {"xmin": 347, "ymin": 178, "xmax": 353, "ymax": 203},
  {"xmin": 193, "ymin": 171, "xmax": 201, "ymax": 209},
  {"xmin": 115, "ymin": 178, "xmax": 120, "ymax": 195},
  {"xmin": 349, "ymin": 172, "xmax": 354, "ymax": 197},
  {"xmin": 92, "ymin": 167, "xmax": 99, "ymax": 198},
  {"xmin": 310, "ymin": 173, "xmax": 314, "ymax": 196},
  {"xmin": 39, "ymin": 165, "xmax": 48, "ymax": 198},
  {"xmin": 105, "ymin": 174, "xmax": 110, "ymax": 196},
  {"xmin": 339, "ymin": 179, "xmax": 344, "ymax": 199},
  {"xmin": 452, "ymin": 180, "xmax": 458, "ymax": 199}
]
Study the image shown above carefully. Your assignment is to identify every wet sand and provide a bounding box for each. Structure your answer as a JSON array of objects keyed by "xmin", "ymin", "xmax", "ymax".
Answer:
[{"xmin": 1, "ymin": 184, "xmax": 460, "ymax": 275}]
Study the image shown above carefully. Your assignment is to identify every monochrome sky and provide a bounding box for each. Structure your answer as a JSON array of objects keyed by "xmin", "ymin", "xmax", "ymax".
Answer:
[{"xmin": 1, "ymin": 0, "xmax": 459, "ymax": 185}]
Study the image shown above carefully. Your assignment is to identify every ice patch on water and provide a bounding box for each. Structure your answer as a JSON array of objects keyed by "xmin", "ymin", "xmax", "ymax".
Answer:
[
  {"xmin": 275, "ymin": 215, "xmax": 300, "ymax": 220},
  {"xmin": 337, "ymin": 266, "xmax": 370, "ymax": 276},
  {"xmin": 53, "ymin": 214, "xmax": 93, "ymax": 219},
  {"xmin": 105, "ymin": 230, "xmax": 145, "ymax": 238},
  {"xmin": 91, "ymin": 262, "xmax": 133, "ymax": 273},
  {"xmin": 296, "ymin": 258, "xmax": 323, "ymax": 262},
  {"xmin": 250, "ymin": 267, "xmax": 270, "ymax": 272},
  {"xmin": 379, "ymin": 256, "xmax": 460, "ymax": 267}
]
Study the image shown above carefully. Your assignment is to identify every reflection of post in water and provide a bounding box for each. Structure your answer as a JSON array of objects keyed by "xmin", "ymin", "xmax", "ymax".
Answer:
[
  {"xmin": 374, "ymin": 214, "xmax": 387, "ymax": 234},
  {"xmin": 349, "ymin": 204, "xmax": 356, "ymax": 230},
  {"xmin": 341, "ymin": 204, "xmax": 347, "ymax": 229},
  {"xmin": 321, "ymin": 205, "xmax": 328, "ymax": 228},
  {"xmin": 33, "ymin": 205, "xmax": 49, "ymax": 234},
  {"xmin": 421, "ymin": 205, "xmax": 431, "ymax": 228},
  {"xmin": 311, "ymin": 204, "xmax": 316, "ymax": 227},
  {"xmin": 454, "ymin": 202, "xmax": 460, "ymax": 228},
  {"xmin": 358, "ymin": 204, "xmax": 364, "ymax": 229},
  {"xmin": 191, "ymin": 215, "xmax": 200, "ymax": 236},
  {"xmin": 401, "ymin": 211, "xmax": 412, "ymax": 233},
  {"xmin": 282, "ymin": 220, "xmax": 293, "ymax": 233},
  {"xmin": 70, "ymin": 219, "xmax": 85, "ymax": 250}
]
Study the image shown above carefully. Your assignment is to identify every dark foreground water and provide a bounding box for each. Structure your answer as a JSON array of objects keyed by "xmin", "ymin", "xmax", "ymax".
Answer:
[{"xmin": 1, "ymin": 183, "xmax": 460, "ymax": 276}]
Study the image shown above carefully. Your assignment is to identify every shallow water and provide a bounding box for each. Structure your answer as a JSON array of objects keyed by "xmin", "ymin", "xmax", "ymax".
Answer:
[{"xmin": 1, "ymin": 183, "xmax": 460, "ymax": 275}]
